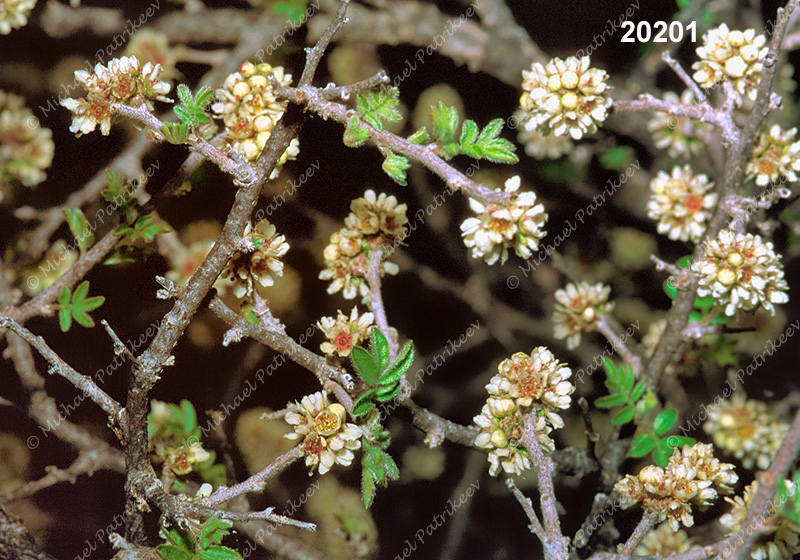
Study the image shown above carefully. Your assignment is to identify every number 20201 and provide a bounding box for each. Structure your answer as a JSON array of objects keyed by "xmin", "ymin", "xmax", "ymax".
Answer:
[{"xmin": 621, "ymin": 21, "xmax": 697, "ymax": 43}]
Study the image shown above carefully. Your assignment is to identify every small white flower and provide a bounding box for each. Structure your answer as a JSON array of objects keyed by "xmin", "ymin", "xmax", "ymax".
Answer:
[
  {"xmin": 285, "ymin": 392, "xmax": 362, "ymax": 475},
  {"xmin": 461, "ymin": 176, "xmax": 547, "ymax": 265},
  {"xmin": 692, "ymin": 24, "xmax": 768, "ymax": 106},
  {"xmin": 647, "ymin": 90, "xmax": 715, "ymax": 158},
  {"xmin": 692, "ymin": 229, "xmax": 789, "ymax": 316},
  {"xmin": 318, "ymin": 307, "xmax": 375, "ymax": 357},
  {"xmin": 746, "ymin": 124, "xmax": 800, "ymax": 187},
  {"xmin": 0, "ymin": 0, "xmax": 36, "ymax": 34},
  {"xmin": 520, "ymin": 56, "xmax": 611, "ymax": 140},
  {"xmin": 552, "ymin": 282, "xmax": 613, "ymax": 349},
  {"xmin": 647, "ymin": 165, "xmax": 717, "ymax": 244}
]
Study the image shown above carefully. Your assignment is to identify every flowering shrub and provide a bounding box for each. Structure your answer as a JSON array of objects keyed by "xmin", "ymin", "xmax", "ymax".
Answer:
[{"xmin": 1, "ymin": 2, "xmax": 800, "ymax": 560}]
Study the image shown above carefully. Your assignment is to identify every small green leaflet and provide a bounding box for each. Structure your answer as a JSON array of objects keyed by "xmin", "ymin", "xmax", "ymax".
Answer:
[
  {"xmin": 429, "ymin": 102, "xmax": 517, "ymax": 163},
  {"xmin": 114, "ymin": 214, "xmax": 172, "ymax": 243},
  {"xmin": 62, "ymin": 208, "xmax": 94, "ymax": 253},
  {"xmin": 174, "ymin": 83, "xmax": 214, "ymax": 128},
  {"xmin": 161, "ymin": 122, "xmax": 190, "ymax": 144},
  {"xmin": 343, "ymin": 115, "xmax": 370, "ymax": 148},
  {"xmin": 350, "ymin": 328, "xmax": 415, "ymax": 416},
  {"xmin": 57, "ymin": 281, "xmax": 105, "ymax": 332},
  {"xmin": 594, "ymin": 357, "xmax": 649, "ymax": 425},
  {"xmin": 356, "ymin": 88, "xmax": 402, "ymax": 132},
  {"xmin": 270, "ymin": 0, "xmax": 309, "ymax": 26},
  {"xmin": 361, "ymin": 440, "xmax": 399, "ymax": 508},
  {"xmin": 627, "ymin": 408, "xmax": 696, "ymax": 466},
  {"xmin": 157, "ymin": 518, "xmax": 241, "ymax": 560},
  {"xmin": 381, "ymin": 151, "xmax": 411, "ymax": 186},
  {"xmin": 597, "ymin": 145, "xmax": 635, "ymax": 171}
]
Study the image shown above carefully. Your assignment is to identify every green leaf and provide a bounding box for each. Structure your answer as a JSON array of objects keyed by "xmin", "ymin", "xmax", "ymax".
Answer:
[
  {"xmin": 598, "ymin": 145, "xmax": 635, "ymax": 171},
  {"xmin": 356, "ymin": 88, "xmax": 402, "ymax": 132},
  {"xmin": 193, "ymin": 86, "xmax": 215, "ymax": 111},
  {"xmin": 664, "ymin": 436, "xmax": 695, "ymax": 449},
  {"xmin": 176, "ymin": 83, "xmax": 193, "ymax": 107},
  {"xmin": 360, "ymin": 441, "xmax": 399, "ymax": 507},
  {"xmin": 374, "ymin": 384, "xmax": 400, "ymax": 401},
  {"xmin": 156, "ymin": 545, "xmax": 195, "ymax": 560},
  {"xmin": 59, "ymin": 308, "xmax": 72, "ymax": 332},
  {"xmin": 361, "ymin": 460, "xmax": 376, "ymax": 508},
  {"xmin": 459, "ymin": 119, "xmax": 479, "ymax": 148},
  {"xmin": 594, "ymin": 394, "xmax": 628, "ymax": 408},
  {"xmin": 379, "ymin": 341, "xmax": 414, "ymax": 385},
  {"xmin": 196, "ymin": 546, "xmax": 242, "ymax": 560},
  {"xmin": 102, "ymin": 169, "xmax": 127, "ymax": 203},
  {"xmin": 407, "ymin": 127, "xmax": 429, "ymax": 144},
  {"xmin": 270, "ymin": 0, "xmax": 309, "ymax": 25},
  {"xmin": 369, "ymin": 328, "xmax": 390, "ymax": 370},
  {"xmin": 629, "ymin": 434, "xmax": 657, "ymax": 457},
  {"xmin": 161, "ymin": 122, "xmax": 190, "ymax": 144},
  {"xmin": 343, "ymin": 116, "xmax": 371, "ymax": 148},
  {"xmin": 164, "ymin": 527, "xmax": 194, "ymax": 550},
  {"xmin": 601, "ymin": 357, "xmax": 619, "ymax": 383},
  {"xmin": 663, "ymin": 277, "xmax": 678, "ymax": 300},
  {"xmin": 612, "ymin": 405, "xmax": 634, "ymax": 425},
  {"xmin": 72, "ymin": 309, "xmax": 96, "ymax": 328},
  {"xmin": 382, "ymin": 152, "xmax": 411, "ymax": 186},
  {"xmin": 630, "ymin": 382, "xmax": 647, "ymax": 403},
  {"xmin": 174, "ymin": 105, "xmax": 194, "ymax": 124},
  {"xmin": 620, "ymin": 365, "xmax": 635, "ymax": 393},
  {"xmin": 430, "ymin": 102, "xmax": 461, "ymax": 159},
  {"xmin": 72, "ymin": 280, "xmax": 89, "ymax": 303},
  {"xmin": 653, "ymin": 408, "xmax": 679, "ymax": 436},
  {"xmin": 57, "ymin": 286, "xmax": 70, "ymax": 306},
  {"xmin": 351, "ymin": 346, "xmax": 380, "ymax": 386},
  {"xmin": 652, "ymin": 440, "xmax": 676, "ymax": 467},
  {"xmin": 352, "ymin": 390, "xmax": 377, "ymax": 417},
  {"xmin": 62, "ymin": 208, "xmax": 94, "ymax": 253}
]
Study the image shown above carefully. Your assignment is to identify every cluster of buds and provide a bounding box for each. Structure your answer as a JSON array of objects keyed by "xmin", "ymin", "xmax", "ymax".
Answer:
[
  {"xmin": 647, "ymin": 90, "xmax": 714, "ymax": 159},
  {"xmin": 61, "ymin": 56, "xmax": 171, "ymax": 136},
  {"xmin": 474, "ymin": 347, "xmax": 574, "ymax": 475},
  {"xmin": 0, "ymin": 90, "xmax": 54, "ymax": 197},
  {"xmin": 703, "ymin": 392, "xmax": 788, "ymax": 470},
  {"xmin": 151, "ymin": 440, "xmax": 212, "ymax": 476},
  {"xmin": 746, "ymin": 124, "xmax": 800, "ymax": 187},
  {"xmin": 211, "ymin": 61, "xmax": 299, "ymax": 177},
  {"xmin": 317, "ymin": 307, "xmax": 375, "ymax": 357},
  {"xmin": 720, "ymin": 479, "xmax": 800, "ymax": 560},
  {"xmin": 646, "ymin": 165, "xmax": 718, "ymax": 244},
  {"xmin": 0, "ymin": 0, "xmax": 36, "ymax": 34},
  {"xmin": 692, "ymin": 24, "xmax": 768, "ymax": 106},
  {"xmin": 615, "ymin": 443, "xmax": 738, "ymax": 531},
  {"xmin": 223, "ymin": 219, "xmax": 290, "ymax": 299},
  {"xmin": 460, "ymin": 176, "xmax": 548, "ymax": 266},
  {"xmin": 691, "ymin": 229, "xmax": 789, "ymax": 317},
  {"xmin": 319, "ymin": 190, "xmax": 407, "ymax": 300},
  {"xmin": 552, "ymin": 282, "xmax": 613, "ymax": 349},
  {"xmin": 284, "ymin": 392, "xmax": 362, "ymax": 475},
  {"xmin": 519, "ymin": 55, "xmax": 611, "ymax": 140}
]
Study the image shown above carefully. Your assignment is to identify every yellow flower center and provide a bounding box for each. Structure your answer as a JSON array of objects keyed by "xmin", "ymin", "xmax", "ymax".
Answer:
[
  {"xmin": 582, "ymin": 306, "xmax": 597, "ymax": 323},
  {"xmin": 561, "ymin": 71, "xmax": 579, "ymax": 89},
  {"xmin": 717, "ymin": 268, "xmax": 737, "ymax": 285},
  {"xmin": 547, "ymin": 74, "xmax": 562, "ymax": 92},
  {"xmin": 561, "ymin": 92, "xmax": 579, "ymax": 110},
  {"xmin": 727, "ymin": 252, "xmax": 744, "ymax": 267}
]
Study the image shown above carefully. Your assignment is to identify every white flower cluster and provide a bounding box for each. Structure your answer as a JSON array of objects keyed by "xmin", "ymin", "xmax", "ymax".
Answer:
[
  {"xmin": 224, "ymin": 219, "xmax": 290, "ymax": 298},
  {"xmin": 552, "ymin": 282, "xmax": 613, "ymax": 349},
  {"xmin": 519, "ymin": 56, "xmax": 611, "ymax": 140},
  {"xmin": 616, "ymin": 443, "xmax": 738, "ymax": 532},
  {"xmin": 317, "ymin": 307, "xmax": 374, "ymax": 357},
  {"xmin": 0, "ymin": 0, "xmax": 36, "ymax": 34},
  {"xmin": 0, "ymin": 90, "xmax": 54, "ymax": 195},
  {"xmin": 61, "ymin": 56, "xmax": 171, "ymax": 136},
  {"xmin": 460, "ymin": 176, "xmax": 547, "ymax": 266},
  {"xmin": 319, "ymin": 190, "xmax": 407, "ymax": 300},
  {"xmin": 703, "ymin": 392, "xmax": 788, "ymax": 471},
  {"xmin": 474, "ymin": 347, "xmax": 574, "ymax": 476},
  {"xmin": 211, "ymin": 61, "xmax": 299, "ymax": 177},
  {"xmin": 692, "ymin": 24, "xmax": 768, "ymax": 105},
  {"xmin": 647, "ymin": 90, "xmax": 714, "ymax": 158},
  {"xmin": 746, "ymin": 124, "xmax": 800, "ymax": 187},
  {"xmin": 691, "ymin": 230, "xmax": 789, "ymax": 316},
  {"xmin": 647, "ymin": 165, "xmax": 717, "ymax": 244}
]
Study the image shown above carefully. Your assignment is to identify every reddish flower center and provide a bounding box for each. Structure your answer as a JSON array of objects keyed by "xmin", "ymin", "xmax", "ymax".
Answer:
[
  {"xmin": 684, "ymin": 194, "xmax": 703, "ymax": 213},
  {"xmin": 333, "ymin": 331, "xmax": 353, "ymax": 351},
  {"xmin": 304, "ymin": 434, "xmax": 324, "ymax": 456},
  {"xmin": 517, "ymin": 375, "xmax": 541, "ymax": 398}
]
